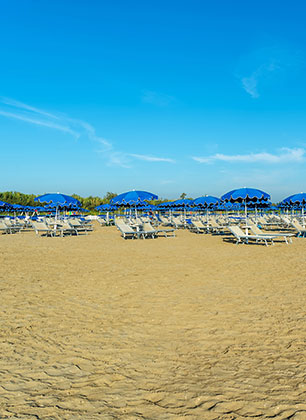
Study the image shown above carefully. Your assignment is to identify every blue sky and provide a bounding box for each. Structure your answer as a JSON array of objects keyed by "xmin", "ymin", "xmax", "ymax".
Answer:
[{"xmin": 1, "ymin": 0, "xmax": 306, "ymax": 201}]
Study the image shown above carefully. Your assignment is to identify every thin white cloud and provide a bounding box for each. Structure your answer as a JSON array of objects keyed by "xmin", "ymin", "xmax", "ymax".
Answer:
[
  {"xmin": 0, "ymin": 96, "xmax": 60, "ymax": 120},
  {"xmin": 141, "ymin": 90, "xmax": 174, "ymax": 106},
  {"xmin": 0, "ymin": 110, "xmax": 80, "ymax": 137},
  {"xmin": 130, "ymin": 153, "xmax": 175, "ymax": 163},
  {"xmin": 237, "ymin": 45, "xmax": 303, "ymax": 99},
  {"xmin": 241, "ymin": 62, "xmax": 279, "ymax": 98},
  {"xmin": 241, "ymin": 74, "xmax": 260, "ymax": 98},
  {"xmin": 0, "ymin": 96, "xmax": 175, "ymax": 168},
  {"xmin": 193, "ymin": 148, "xmax": 305, "ymax": 164}
]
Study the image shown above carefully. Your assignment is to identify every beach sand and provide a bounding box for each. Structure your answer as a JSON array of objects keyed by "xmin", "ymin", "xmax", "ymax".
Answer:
[{"xmin": 0, "ymin": 223, "xmax": 305, "ymax": 419}]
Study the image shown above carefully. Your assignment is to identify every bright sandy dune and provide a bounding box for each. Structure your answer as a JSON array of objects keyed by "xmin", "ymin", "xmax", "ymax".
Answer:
[{"xmin": 0, "ymin": 223, "xmax": 305, "ymax": 419}]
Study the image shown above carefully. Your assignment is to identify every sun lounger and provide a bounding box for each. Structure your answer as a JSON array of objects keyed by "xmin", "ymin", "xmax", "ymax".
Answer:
[
  {"xmin": 290, "ymin": 220, "xmax": 306, "ymax": 237},
  {"xmin": 171, "ymin": 217, "xmax": 185, "ymax": 229},
  {"xmin": 189, "ymin": 220, "xmax": 207, "ymax": 234},
  {"xmin": 228, "ymin": 226, "xmax": 275, "ymax": 246},
  {"xmin": 208, "ymin": 220, "xmax": 226, "ymax": 234},
  {"xmin": 249, "ymin": 223, "xmax": 293, "ymax": 244},
  {"xmin": 116, "ymin": 221, "xmax": 137, "ymax": 239},
  {"xmin": 31, "ymin": 220, "xmax": 55, "ymax": 237},
  {"xmin": 68, "ymin": 218, "xmax": 93, "ymax": 234},
  {"xmin": 157, "ymin": 228, "xmax": 176, "ymax": 237},
  {"xmin": 57, "ymin": 221, "xmax": 79, "ymax": 236},
  {"xmin": 159, "ymin": 215, "xmax": 172, "ymax": 226},
  {"xmin": 142, "ymin": 222, "xmax": 176, "ymax": 237},
  {"xmin": 97, "ymin": 217, "xmax": 107, "ymax": 226},
  {"xmin": 3, "ymin": 219, "xmax": 23, "ymax": 233},
  {"xmin": 138, "ymin": 222, "xmax": 157, "ymax": 239},
  {"xmin": 97, "ymin": 216, "xmax": 113, "ymax": 226},
  {"xmin": 0, "ymin": 220, "xmax": 11, "ymax": 234}
]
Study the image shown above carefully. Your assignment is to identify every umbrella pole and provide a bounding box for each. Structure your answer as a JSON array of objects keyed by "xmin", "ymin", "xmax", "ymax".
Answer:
[{"xmin": 245, "ymin": 200, "xmax": 248, "ymax": 235}]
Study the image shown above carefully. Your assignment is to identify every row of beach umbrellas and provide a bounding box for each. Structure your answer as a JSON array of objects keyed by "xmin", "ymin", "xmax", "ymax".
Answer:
[
  {"xmin": 2, "ymin": 190, "xmax": 306, "ymax": 215},
  {"xmin": 0, "ymin": 193, "xmax": 86, "ymax": 215}
]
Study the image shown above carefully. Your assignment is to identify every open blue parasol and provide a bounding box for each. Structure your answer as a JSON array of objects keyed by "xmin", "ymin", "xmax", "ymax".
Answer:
[
  {"xmin": 111, "ymin": 190, "xmax": 158, "ymax": 206},
  {"xmin": 221, "ymin": 188, "xmax": 270, "ymax": 229},
  {"xmin": 35, "ymin": 193, "xmax": 81, "ymax": 208}
]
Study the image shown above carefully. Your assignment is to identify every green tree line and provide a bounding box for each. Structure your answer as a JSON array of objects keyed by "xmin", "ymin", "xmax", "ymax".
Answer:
[
  {"xmin": 0, "ymin": 191, "xmax": 191, "ymax": 211},
  {"xmin": 0, "ymin": 191, "xmax": 117, "ymax": 211}
]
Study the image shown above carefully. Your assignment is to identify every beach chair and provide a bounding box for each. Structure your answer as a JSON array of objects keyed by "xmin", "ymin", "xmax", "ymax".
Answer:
[
  {"xmin": 208, "ymin": 219, "xmax": 226, "ymax": 234},
  {"xmin": 97, "ymin": 217, "xmax": 107, "ymax": 226},
  {"xmin": 290, "ymin": 220, "xmax": 306, "ymax": 237},
  {"xmin": 189, "ymin": 220, "xmax": 207, "ymax": 234},
  {"xmin": 31, "ymin": 220, "xmax": 55, "ymax": 237},
  {"xmin": 139, "ymin": 222, "xmax": 157, "ymax": 239},
  {"xmin": 68, "ymin": 218, "xmax": 93, "ymax": 234},
  {"xmin": 57, "ymin": 221, "xmax": 79, "ymax": 236},
  {"xmin": 0, "ymin": 220, "xmax": 11, "ymax": 234},
  {"xmin": 228, "ymin": 226, "xmax": 275, "ymax": 246},
  {"xmin": 4, "ymin": 219, "xmax": 23, "ymax": 233},
  {"xmin": 171, "ymin": 217, "xmax": 184, "ymax": 229},
  {"xmin": 159, "ymin": 215, "xmax": 172, "ymax": 226},
  {"xmin": 116, "ymin": 221, "xmax": 137, "ymax": 239},
  {"xmin": 156, "ymin": 225, "xmax": 176, "ymax": 237},
  {"xmin": 279, "ymin": 216, "xmax": 292, "ymax": 228},
  {"xmin": 249, "ymin": 223, "xmax": 293, "ymax": 244}
]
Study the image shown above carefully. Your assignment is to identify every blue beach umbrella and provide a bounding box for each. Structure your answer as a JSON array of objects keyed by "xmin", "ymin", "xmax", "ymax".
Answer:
[
  {"xmin": 35, "ymin": 193, "xmax": 81, "ymax": 208},
  {"xmin": 157, "ymin": 201, "xmax": 173, "ymax": 209},
  {"xmin": 35, "ymin": 193, "xmax": 81, "ymax": 219},
  {"xmin": 111, "ymin": 190, "xmax": 158, "ymax": 217},
  {"xmin": 171, "ymin": 199, "xmax": 194, "ymax": 207},
  {"xmin": 96, "ymin": 203, "xmax": 118, "ymax": 223},
  {"xmin": 221, "ymin": 188, "xmax": 270, "ymax": 203},
  {"xmin": 9, "ymin": 204, "xmax": 24, "ymax": 213},
  {"xmin": 0, "ymin": 200, "xmax": 12, "ymax": 212},
  {"xmin": 96, "ymin": 203, "xmax": 118, "ymax": 211},
  {"xmin": 281, "ymin": 192, "xmax": 306, "ymax": 206},
  {"xmin": 171, "ymin": 199, "xmax": 194, "ymax": 219},
  {"xmin": 0, "ymin": 200, "xmax": 10, "ymax": 208},
  {"xmin": 194, "ymin": 196, "xmax": 220, "ymax": 221},
  {"xmin": 134, "ymin": 203, "xmax": 152, "ymax": 210},
  {"xmin": 33, "ymin": 206, "xmax": 46, "ymax": 213},
  {"xmin": 193, "ymin": 196, "xmax": 220, "ymax": 208},
  {"xmin": 221, "ymin": 187, "xmax": 271, "ymax": 226},
  {"xmin": 281, "ymin": 193, "xmax": 306, "ymax": 223},
  {"xmin": 111, "ymin": 190, "xmax": 158, "ymax": 206}
]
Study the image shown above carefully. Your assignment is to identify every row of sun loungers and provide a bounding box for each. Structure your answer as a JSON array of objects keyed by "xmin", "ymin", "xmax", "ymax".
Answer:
[
  {"xmin": 0, "ymin": 219, "xmax": 23, "ymax": 234},
  {"xmin": 155, "ymin": 213, "xmax": 297, "ymax": 246},
  {"xmin": 0, "ymin": 216, "xmax": 93, "ymax": 237},
  {"xmin": 31, "ymin": 218, "xmax": 93, "ymax": 237},
  {"xmin": 114, "ymin": 211, "xmax": 304, "ymax": 245},
  {"xmin": 2, "ymin": 212, "xmax": 306, "ymax": 245},
  {"xmin": 115, "ymin": 219, "xmax": 176, "ymax": 239}
]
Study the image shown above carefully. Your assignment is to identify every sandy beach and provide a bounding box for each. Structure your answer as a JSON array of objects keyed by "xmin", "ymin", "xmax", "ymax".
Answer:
[{"xmin": 0, "ymin": 224, "xmax": 305, "ymax": 419}]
